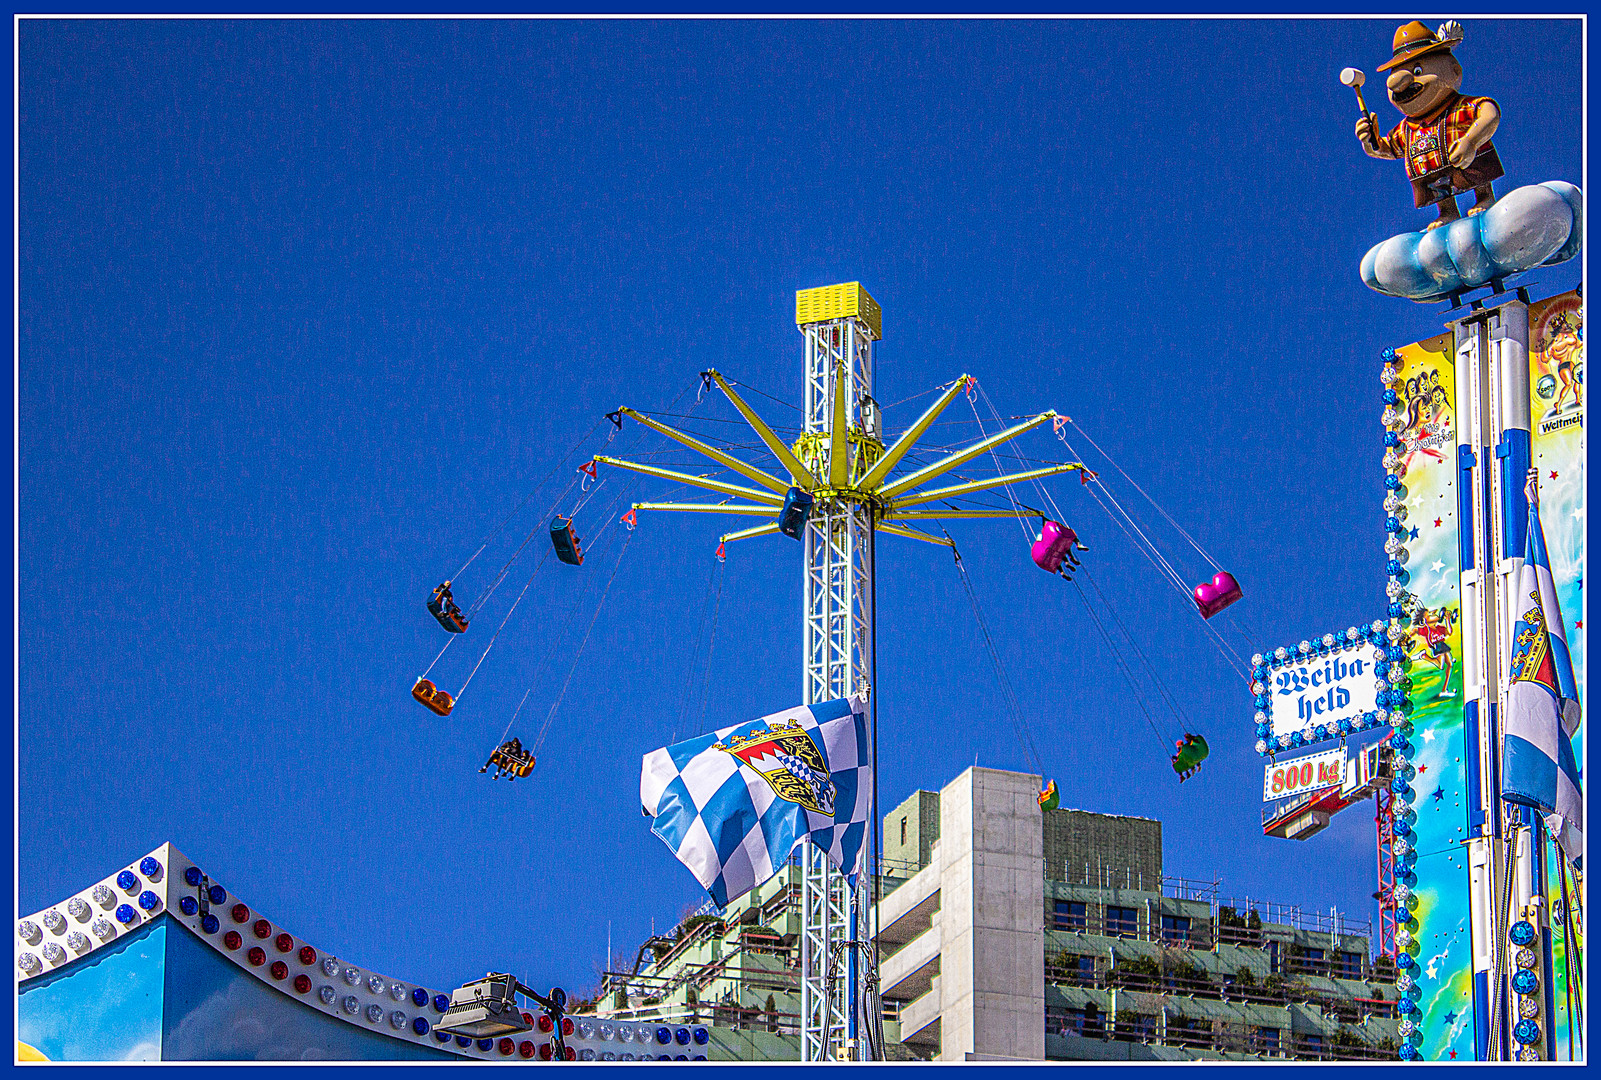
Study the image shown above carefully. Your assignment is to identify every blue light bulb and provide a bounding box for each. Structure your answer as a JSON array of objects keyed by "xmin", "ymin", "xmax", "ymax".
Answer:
[
  {"xmin": 184, "ymin": 866, "xmax": 203, "ymax": 887},
  {"xmin": 179, "ymin": 896, "xmax": 198, "ymax": 916}
]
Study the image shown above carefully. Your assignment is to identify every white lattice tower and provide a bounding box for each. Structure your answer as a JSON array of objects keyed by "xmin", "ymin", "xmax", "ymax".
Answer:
[{"xmin": 798, "ymin": 309, "xmax": 876, "ymax": 1061}]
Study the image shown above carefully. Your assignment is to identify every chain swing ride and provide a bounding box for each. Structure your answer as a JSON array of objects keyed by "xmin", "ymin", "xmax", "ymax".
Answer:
[
  {"xmin": 408, "ymin": 284, "xmax": 1248, "ymax": 1060},
  {"xmin": 411, "ymin": 304, "xmax": 1249, "ymax": 787}
]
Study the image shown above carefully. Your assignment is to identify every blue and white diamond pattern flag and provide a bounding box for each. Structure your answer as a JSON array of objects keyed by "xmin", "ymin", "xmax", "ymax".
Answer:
[
  {"xmin": 1500, "ymin": 482, "xmax": 1583, "ymax": 869},
  {"xmin": 641, "ymin": 695, "xmax": 871, "ymax": 908}
]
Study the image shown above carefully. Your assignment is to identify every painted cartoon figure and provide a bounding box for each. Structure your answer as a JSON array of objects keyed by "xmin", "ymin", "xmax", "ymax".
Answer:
[
  {"xmin": 1354, "ymin": 20, "xmax": 1504, "ymax": 230},
  {"xmin": 1543, "ymin": 313, "xmax": 1584, "ymax": 416},
  {"xmin": 1407, "ymin": 605, "xmax": 1460, "ymax": 699}
]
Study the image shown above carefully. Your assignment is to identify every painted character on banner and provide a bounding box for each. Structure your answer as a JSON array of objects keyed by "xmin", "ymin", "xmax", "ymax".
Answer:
[
  {"xmin": 1540, "ymin": 312, "xmax": 1584, "ymax": 418},
  {"xmin": 1400, "ymin": 368, "xmax": 1451, "ymax": 466},
  {"xmin": 1407, "ymin": 605, "xmax": 1460, "ymax": 699},
  {"xmin": 1354, "ymin": 21, "xmax": 1504, "ymax": 230}
]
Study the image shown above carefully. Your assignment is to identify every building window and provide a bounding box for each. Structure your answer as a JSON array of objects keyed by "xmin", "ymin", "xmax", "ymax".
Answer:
[
  {"xmin": 900, "ymin": 816, "xmax": 907, "ymax": 846},
  {"xmin": 1253, "ymin": 1026, "xmax": 1281, "ymax": 1053},
  {"xmin": 1166, "ymin": 1015, "xmax": 1209, "ymax": 1049},
  {"xmin": 1301, "ymin": 1033, "xmax": 1325, "ymax": 1058},
  {"xmin": 1054, "ymin": 900, "xmax": 1087, "ymax": 930},
  {"xmin": 1106, "ymin": 905, "xmax": 1138, "ymax": 938},
  {"xmin": 1046, "ymin": 1005, "xmax": 1102, "ymax": 1038},
  {"xmin": 1334, "ymin": 951, "xmax": 1363, "ymax": 979},
  {"xmin": 1115, "ymin": 1013, "xmax": 1155, "ymax": 1042},
  {"xmin": 1160, "ymin": 914, "xmax": 1191, "ymax": 945},
  {"xmin": 881, "ymin": 999, "xmax": 901, "ymax": 1022}
]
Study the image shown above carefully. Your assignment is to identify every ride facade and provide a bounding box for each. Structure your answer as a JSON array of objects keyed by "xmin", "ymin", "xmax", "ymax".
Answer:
[{"xmin": 1328, "ymin": 21, "xmax": 1585, "ymax": 1061}]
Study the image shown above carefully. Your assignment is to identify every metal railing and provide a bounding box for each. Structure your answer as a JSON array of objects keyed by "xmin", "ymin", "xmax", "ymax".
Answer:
[
  {"xmin": 588, "ymin": 1001, "xmax": 805, "ymax": 1038},
  {"xmin": 1041, "ymin": 962, "xmax": 1398, "ymax": 1020},
  {"xmin": 1045, "ymin": 1010, "xmax": 1394, "ymax": 1062},
  {"xmin": 1048, "ymin": 905, "xmax": 1372, "ymax": 959}
]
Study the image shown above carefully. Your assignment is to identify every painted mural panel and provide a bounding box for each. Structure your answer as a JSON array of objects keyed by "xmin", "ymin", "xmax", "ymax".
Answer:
[
  {"xmin": 1387, "ymin": 332, "xmax": 1472, "ymax": 1061},
  {"xmin": 1529, "ymin": 290, "xmax": 1585, "ymax": 1061},
  {"xmin": 17, "ymin": 921, "xmax": 167, "ymax": 1061}
]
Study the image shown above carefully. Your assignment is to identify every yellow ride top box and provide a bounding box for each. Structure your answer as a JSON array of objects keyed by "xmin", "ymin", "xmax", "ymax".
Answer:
[{"xmin": 795, "ymin": 282, "xmax": 882, "ymax": 340}]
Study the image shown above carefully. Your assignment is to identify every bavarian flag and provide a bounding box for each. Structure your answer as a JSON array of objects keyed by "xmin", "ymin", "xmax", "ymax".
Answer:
[
  {"xmin": 641, "ymin": 696, "xmax": 871, "ymax": 907},
  {"xmin": 1500, "ymin": 503, "xmax": 1583, "ymax": 868}
]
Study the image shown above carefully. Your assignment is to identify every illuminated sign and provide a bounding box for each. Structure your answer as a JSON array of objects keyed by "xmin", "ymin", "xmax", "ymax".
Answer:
[
  {"xmin": 1250, "ymin": 626, "xmax": 1388, "ymax": 755},
  {"xmin": 1263, "ymin": 747, "xmax": 1345, "ymax": 802}
]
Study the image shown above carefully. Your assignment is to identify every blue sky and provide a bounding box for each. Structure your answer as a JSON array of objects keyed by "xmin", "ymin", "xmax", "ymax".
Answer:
[{"xmin": 20, "ymin": 18, "xmax": 1581, "ymax": 998}]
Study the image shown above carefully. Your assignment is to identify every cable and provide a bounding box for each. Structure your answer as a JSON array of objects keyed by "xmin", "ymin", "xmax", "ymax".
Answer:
[
  {"xmin": 447, "ymin": 416, "xmax": 606, "ymax": 583},
  {"xmin": 1067, "ymin": 574, "xmax": 1177, "ymax": 756},
  {"xmin": 455, "ymin": 545, "xmax": 556, "ymax": 702},
  {"xmin": 694, "ymin": 563, "xmax": 725, "ymax": 735},
  {"xmin": 1066, "ymin": 417, "xmax": 1222, "ymax": 572},
  {"xmin": 466, "ymin": 474, "xmax": 580, "ymax": 620},
  {"xmin": 1076, "ymin": 562, "xmax": 1193, "ymax": 742},
  {"xmin": 942, "ymin": 530, "xmax": 1044, "ymax": 777},
  {"xmin": 727, "ymin": 377, "xmax": 802, "ymax": 412},
  {"xmin": 532, "ymin": 529, "xmax": 637, "ymax": 754},
  {"xmin": 499, "ymin": 687, "xmax": 534, "ymax": 746},
  {"xmin": 963, "ymin": 391, "xmax": 1037, "ymax": 545}
]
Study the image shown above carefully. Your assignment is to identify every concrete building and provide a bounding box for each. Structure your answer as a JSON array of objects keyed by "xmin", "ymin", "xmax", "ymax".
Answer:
[{"xmin": 586, "ymin": 766, "xmax": 1400, "ymax": 1062}]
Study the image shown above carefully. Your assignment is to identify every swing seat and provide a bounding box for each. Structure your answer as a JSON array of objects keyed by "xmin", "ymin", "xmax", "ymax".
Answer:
[
  {"xmin": 427, "ymin": 587, "xmax": 469, "ymax": 633},
  {"xmin": 412, "ymin": 677, "xmax": 454, "ymax": 716},
  {"xmin": 1171, "ymin": 733, "xmax": 1209, "ymax": 780},
  {"xmin": 1193, "ymin": 571, "xmax": 1243, "ymax": 619},
  {"xmin": 1031, "ymin": 520, "xmax": 1083, "ymax": 574},
  {"xmin": 778, "ymin": 487, "xmax": 813, "ymax": 540},
  {"xmin": 482, "ymin": 740, "xmax": 536, "ymax": 780},
  {"xmin": 551, "ymin": 518, "xmax": 584, "ymax": 565},
  {"xmin": 1037, "ymin": 779, "xmax": 1059, "ymax": 811}
]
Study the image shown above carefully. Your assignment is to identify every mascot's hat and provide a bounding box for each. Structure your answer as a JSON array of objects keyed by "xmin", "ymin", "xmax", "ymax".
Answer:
[{"xmin": 1379, "ymin": 21, "xmax": 1457, "ymax": 72}]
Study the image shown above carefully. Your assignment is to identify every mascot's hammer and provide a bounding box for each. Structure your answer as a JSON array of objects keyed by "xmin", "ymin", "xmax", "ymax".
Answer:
[{"xmin": 1341, "ymin": 67, "xmax": 1377, "ymax": 130}]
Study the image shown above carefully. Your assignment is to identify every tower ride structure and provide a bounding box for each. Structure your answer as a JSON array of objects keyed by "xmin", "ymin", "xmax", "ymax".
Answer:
[
  {"xmin": 1450, "ymin": 299, "xmax": 1555, "ymax": 1062},
  {"xmin": 597, "ymin": 282, "xmax": 1081, "ymax": 1060}
]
